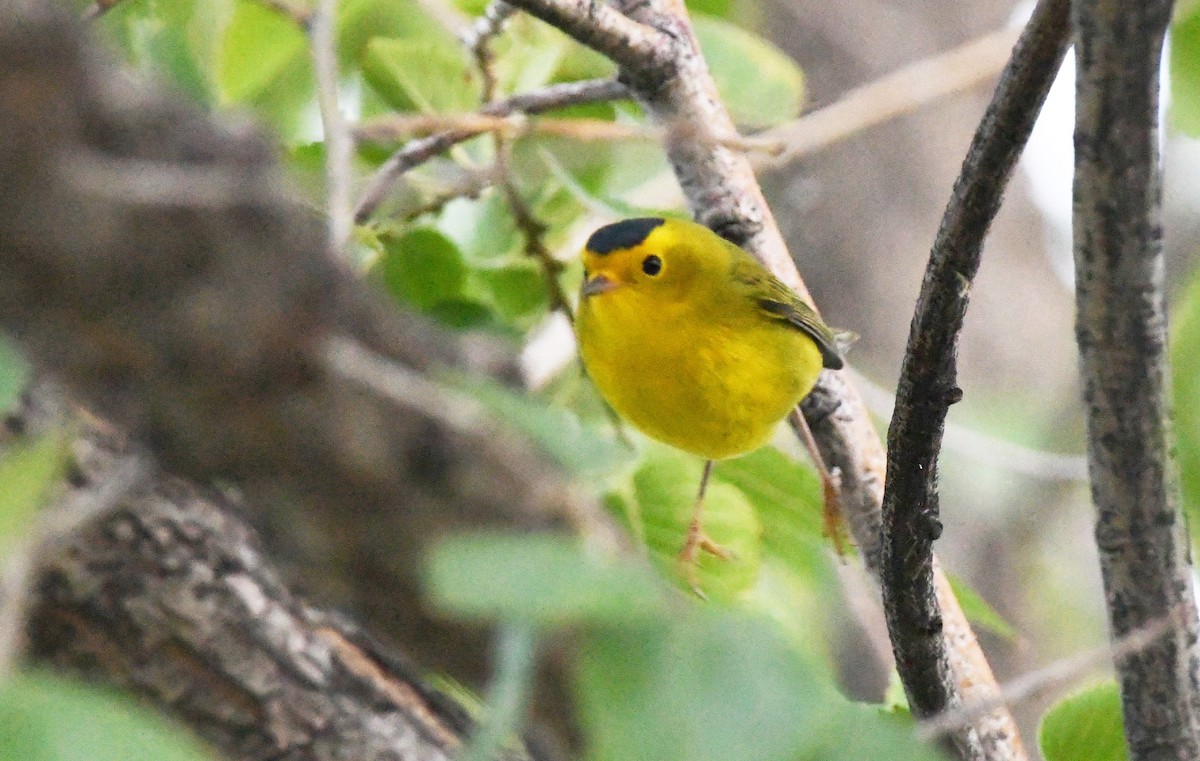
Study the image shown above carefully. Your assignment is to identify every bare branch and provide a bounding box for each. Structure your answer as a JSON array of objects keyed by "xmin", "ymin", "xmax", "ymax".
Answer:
[
  {"xmin": 495, "ymin": 0, "xmax": 673, "ymax": 78},
  {"xmin": 756, "ymin": 24, "xmax": 1022, "ymax": 170},
  {"xmin": 879, "ymin": 1, "xmax": 1069, "ymax": 756},
  {"xmin": 0, "ymin": 4, "xmax": 598, "ymax": 741},
  {"xmin": 309, "ymin": 0, "xmax": 354, "ymax": 257},
  {"xmin": 354, "ymin": 78, "xmax": 629, "ymax": 222},
  {"xmin": 918, "ymin": 607, "xmax": 1180, "ymax": 741},
  {"xmin": 17, "ymin": 388, "xmax": 549, "ymax": 761},
  {"xmin": 1072, "ymin": 0, "xmax": 1200, "ymax": 756}
]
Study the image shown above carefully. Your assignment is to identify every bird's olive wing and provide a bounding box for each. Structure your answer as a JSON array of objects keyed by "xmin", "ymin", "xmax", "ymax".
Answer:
[{"xmin": 732, "ymin": 259, "xmax": 844, "ymax": 370}]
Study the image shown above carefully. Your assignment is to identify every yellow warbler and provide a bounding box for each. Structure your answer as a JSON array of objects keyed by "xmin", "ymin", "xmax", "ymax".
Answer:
[{"xmin": 574, "ymin": 217, "xmax": 844, "ymax": 590}]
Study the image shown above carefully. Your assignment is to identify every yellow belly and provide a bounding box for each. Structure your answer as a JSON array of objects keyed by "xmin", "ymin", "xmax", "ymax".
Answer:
[{"xmin": 577, "ymin": 296, "xmax": 823, "ymax": 460}]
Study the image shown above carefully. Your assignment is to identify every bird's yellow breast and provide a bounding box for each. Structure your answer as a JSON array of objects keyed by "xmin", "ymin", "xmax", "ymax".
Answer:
[{"xmin": 576, "ymin": 284, "xmax": 823, "ymax": 460}]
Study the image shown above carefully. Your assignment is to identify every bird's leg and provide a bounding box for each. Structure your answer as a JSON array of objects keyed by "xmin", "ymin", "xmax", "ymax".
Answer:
[
  {"xmin": 677, "ymin": 459, "xmax": 732, "ymax": 595},
  {"xmin": 788, "ymin": 408, "xmax": 849, "ymax": 556}
]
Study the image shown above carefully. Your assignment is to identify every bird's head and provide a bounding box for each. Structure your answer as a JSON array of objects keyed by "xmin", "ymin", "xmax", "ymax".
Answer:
[{"xmin": 579, "ymin": 217, "xmax": 715, "ymax": 304}]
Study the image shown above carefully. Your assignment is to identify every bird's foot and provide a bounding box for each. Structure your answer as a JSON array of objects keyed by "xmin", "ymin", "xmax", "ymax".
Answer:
[{"xmin": 677, "ymin": 517, "xmax": 733, "ymax": 598}]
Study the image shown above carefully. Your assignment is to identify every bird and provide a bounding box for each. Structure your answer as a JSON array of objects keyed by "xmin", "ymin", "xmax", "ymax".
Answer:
[{"xmin": 573, "ymin": 216, "xmax": 845, "ymax": 591}]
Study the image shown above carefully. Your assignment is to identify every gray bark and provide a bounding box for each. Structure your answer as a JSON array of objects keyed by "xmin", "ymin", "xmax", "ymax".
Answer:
[{"xmin": 1072, "ymin": 0, "xmax": 1200, "ymax": 758}]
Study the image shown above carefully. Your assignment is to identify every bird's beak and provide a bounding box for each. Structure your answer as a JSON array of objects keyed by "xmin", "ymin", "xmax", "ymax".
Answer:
[{"xmin": 581, "ymin": 273, "xmax": 619, "ymax": 297}]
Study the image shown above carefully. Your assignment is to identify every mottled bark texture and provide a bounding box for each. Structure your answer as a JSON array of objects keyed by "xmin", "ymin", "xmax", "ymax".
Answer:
[
  {"xmin": 880, "ymin": 2, "xmax": 1069, "ymax": 759},
  {"xmin": 0, "ymin": 0, "xmax": 589, "ymax": 750},
  {"xmin": 1072, "ymin": 0, "xmax": 1200, "ymax": 758},
  {"xmin": 15, "ymin": 387, "xmax": 542, "ymax": 761}
]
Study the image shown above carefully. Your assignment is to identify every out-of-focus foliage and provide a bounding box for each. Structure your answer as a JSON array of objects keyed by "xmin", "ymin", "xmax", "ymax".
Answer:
[
  {"xmin": 24, "ymin": 0, "xmax": 1200, "ymax": 759},
  {"xmin": 1038, "ymin": 682, "xmax": 1128, "ymax": 761},
  {"xmin": 0, "ymin": 671, "xmax": 217, "ymax": 761},
  {"xmin": 427, "ymin": 533, "xmax": 945, "ymax": 761},
  {"xmin": 1172, "ymin": 3, "xmax": 1200, "ymax": 136},
  {"xmin": 1173, "ymin": 267, "xmax": 1200, "ymax": 537}
]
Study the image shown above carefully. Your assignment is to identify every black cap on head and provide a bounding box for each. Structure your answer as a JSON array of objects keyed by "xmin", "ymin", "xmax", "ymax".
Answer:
[{"xmin": 586, "ymin": 217, "xmax": 666, "ymax": 255}]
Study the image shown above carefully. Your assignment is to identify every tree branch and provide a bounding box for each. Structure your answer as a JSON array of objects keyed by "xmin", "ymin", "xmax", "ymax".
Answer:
[
  {"xmin": 354, "ymin": 77, "xmax": 629, "ymax": 222},
  {"xmin": 1072, "ymin": 0, "xmax": 1200, "ymax": 757},
  {"xmin": 879, "ymin": 0, "xmax": 1069, "ymax": 755},
  {"xmin": 16, "ymin": 386, "xmax": 547, "ymax": 761},
  {"xmin": 0, "ymin": 1, "xmax": 596, "ymax": 746}
]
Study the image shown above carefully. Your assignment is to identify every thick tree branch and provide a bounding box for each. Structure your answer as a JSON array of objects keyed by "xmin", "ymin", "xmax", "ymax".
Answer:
[
  {"xmin": 880, "ymin": 0, "xmax": 1070, "ymax": 752},
  {"xmin": 1072, "ymin": 0, "xmax": 1200, "ymax": 757},
  {"xmin": 14, "ymin": 386, "xmax": 545, "ymax": 761},
  {"xmin": 0, "ymin": 0, "xmax": 594, "ymax": 745}
]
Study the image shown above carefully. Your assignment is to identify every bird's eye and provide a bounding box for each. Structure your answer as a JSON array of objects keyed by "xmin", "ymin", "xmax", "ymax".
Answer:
[{"xmin": 642, "ymin": 255, "xmax": 663, "ymax": 276}]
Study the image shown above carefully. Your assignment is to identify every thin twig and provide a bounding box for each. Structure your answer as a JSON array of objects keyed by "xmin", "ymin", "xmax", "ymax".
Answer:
[
  {"xmin": 354, "ymin": 78, "xmax": 630, "ymax": 222},
  {"xmin": 355, "ymin": 112, "xmax": 779, "ymax": 153},
  {"xmin": 494, "ymin": 144, "xmax": 571, "ymax": 315},
  {"xmin": 80, "ymin": 0, "xmax": 128, "ymax": 21},
  {"xmin": 880, "ymin": 0, "xmax": 1070, "ymax": 746},
  {"xmin": 254, "ymin": 0, "xmax": 313, "ymax": 27},
  {"xmin": 465, "ymin": 0, "xmax": 517, "ymax": 102},
  {"xmin": 917, "ymin": 608, "xmax": 1178, "ymax": 741},
  {"xmin": 850, "ymin": 368, "xmax": 1087, "ymax": 481},
  {"xmin": 309, "ymin": 0, "xmax": 354, "ymax": 258},
  {"xmin": 755, "ymin": 24, "xmax": 1022, "ymax": 170}
]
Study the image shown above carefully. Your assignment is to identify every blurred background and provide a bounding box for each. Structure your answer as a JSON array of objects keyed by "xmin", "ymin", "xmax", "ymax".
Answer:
[{"xmin": 4, "ymin": 0, "xmax": 1200, "ymax": 758}]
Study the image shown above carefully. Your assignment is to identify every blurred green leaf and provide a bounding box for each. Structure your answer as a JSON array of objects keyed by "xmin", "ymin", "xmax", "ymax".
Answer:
[
  {"xmin": 946, "ymin": 573, "xmax": 1017, "ymax": 641},
  {"xmin": 425, "ymin": 299, "xmax": 499, "ymax": 329},
  {"xmin": 338, "ymin": 0, "xmax": 455, "ymax": 68},
  {"xmin": 1170, "ymin": 9, "xmax": 1200, "ymax": 137},
  {"xmin": 0, "ymin": 435, "xmax": 68, "ymax": 559},
  {"xmin": 714, "ymin": 446, "xmax": 829, "ymax": 576},
  {"xmin": 492, "ymin": 18, "xmax": 571, "ymax": 96},
  {"xmin": 1172, "ymin": 270, "xmax": 1200, "ymax": 545},
  {"xmin": 0, "ymin": 336, "xmax": 29, "ymax": 414},
  {"xmin": 0, "ymin": 671, "xmax": 215, "ymax": 761},
  {"xmin": 630, "ymin": 447, "xmax": 762, "ymax": 601},
  {"xmin": 424, "ymin": 533, "xmax": 666, "ymax": 625},
  {"xmin": 1039, "ymin": 682, "xmax": 1128, "ymax": 761},
  {"xmin": 693, "ymin": 15, "xmax": 805, "ymax": 128},
  {"xmin": 362, "ymin": 38, "xmax": 480, "ymax": 114},
  {"xmin": 475, "ymin": 264, "xmax": 549, "ymax": 319},
  {"xmin": 807, "ymin": 701, "xmax": 944, "ymax": 761},
  {"xmin": 217, "ymin": 0, "xmax": 306, "ymax": 105},
  {"xmin": 577, "ymin": 611, "xmax": 828, "ymax": 761},
  {"xmin": 455, "ymin": 376, "xmax": 631, "ymax": 475},
  {"xmin": 378, "ymin": 227, "xmax": 468, "ymax": 309},
  {"xmin": 686, "ymin": 0, "xmax": 735, "ymax": 19},
  {"xmin": 440, "ymin": 192, "xmax": 523, "ymax": 263}
]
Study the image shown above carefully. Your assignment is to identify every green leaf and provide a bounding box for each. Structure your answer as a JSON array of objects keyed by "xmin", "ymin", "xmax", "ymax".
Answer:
[
  {"xmin": 0, "ymin": 335, "xmax": 29, "ymax": 414},
  {"xmin": 337, "ymin": 0, "xmax": 456, "ymax": 68},
  {"xmin": 426, "ymin": 299, "xmax": 498, "ymax": 329},
  {"xmin": 361, "ymin": 38, "xmax": 481, "ymax": 114},
  {"xmin": 475, "ymin": 264, "xmax": 549, "ymax": 319},
  {"xmin": 377, "ymin": 227, "xmax": 468, "ymax": 309},
  {"xmin": 0, "ymin": 434, "xmax": 68, "ymax": 559},
  {"xmin": 1039, "ymin": 682, "xmax": 1128, "ymax": 761},
  {"xmin": 946, "ymin": 573, "xmax": 1017, "ymax": 641},
  {"xmin": 440, "ymin": 192, "xmax": 523, "ymax": 263},
  {"xmin": 217, "ymin": 0, "xmax": 306, "ymax": 105},
  {"xmin": 1172, "ymin": 271, "xmax": 1200, "ymax": 545},
  {"xmin": 693, "ymin": 15, "xmax": 805, "ymax": 128},
  {"xmin": 0, "ymin": 671, "xmax": 216, "ymax": 761},
  {"xmin": 424, "ymin": 533, "xmax": 666, "ymax": 625},
  {"xmin": 577, "ymin": 611, "xmax": 829, "ymax": 761},
  {"xmin": 713, "ymin": 446, "xmax": 829, "ymax": 577},
  {"xmin": 629, "ymin": 447, "xmax": 762, "ymax": 601},
  {"xmin": 1170, "ymin": 10, "xmax": 1200, "ymax": 137},
  {"xmin": 454, "ymin": 375, "xmax": 631, "ymax": 475},
  {"xmin": 491, "ymin": 17, "xmax": 571, "ymax": 96}
]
